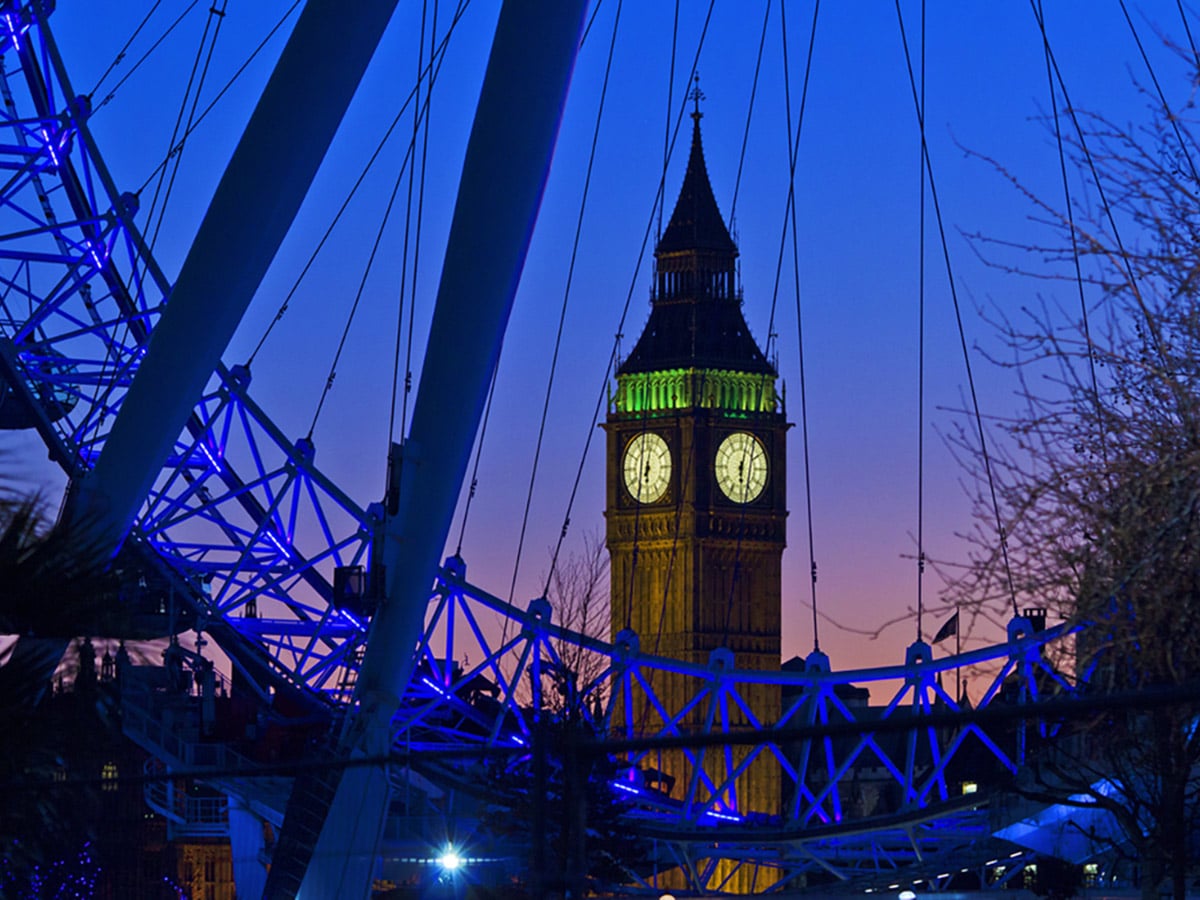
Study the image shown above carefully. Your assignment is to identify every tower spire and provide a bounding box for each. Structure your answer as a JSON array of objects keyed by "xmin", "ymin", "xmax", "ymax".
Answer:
[
  {"xmin": 619, "ymin": 101, "xmax": 772, "ymax": 377},
  {"xmin": 657, "ymin": 87, "xmax": 735, "ymax": 258}
]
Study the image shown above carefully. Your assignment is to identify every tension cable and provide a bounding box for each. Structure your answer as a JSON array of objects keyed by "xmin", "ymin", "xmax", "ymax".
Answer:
[{"xmin": 894, "ymin": 0, "xmax": 1019, "ymax": 619}]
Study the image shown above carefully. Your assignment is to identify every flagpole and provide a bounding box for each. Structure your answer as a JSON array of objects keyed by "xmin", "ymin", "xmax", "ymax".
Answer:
[{"xmin": 955, "ymin": 603, "xmax": 962, "ymax": 705}]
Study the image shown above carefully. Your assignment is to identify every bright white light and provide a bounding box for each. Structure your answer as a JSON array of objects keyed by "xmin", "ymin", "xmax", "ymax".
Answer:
[
  {"xmin": 659, "ymin": 894, "xmax": 676, "ymax": 900},
  {"xmin": 898, "ymin": 891, "xmax": 917, "ymax": 900},
  {"xmin": 437, "ymin": 849, "xmax": 462, "ymax": 872}
]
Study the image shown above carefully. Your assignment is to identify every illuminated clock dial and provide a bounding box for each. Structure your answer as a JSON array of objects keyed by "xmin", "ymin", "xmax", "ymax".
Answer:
[
  {"xmin": 622, "ymin": 432, "xmax": 671, "ymax": 504},
  {"xmin": 715, "ymin": 432, "xmax": 768, "ymax": 503}
]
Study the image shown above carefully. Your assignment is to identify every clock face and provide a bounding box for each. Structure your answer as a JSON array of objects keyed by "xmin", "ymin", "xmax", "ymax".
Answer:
[
  {"xmin": 715, "ymin": 432, "xmax": 768, "ymax": 503},
  {"xmin": 622, "ymin": 432, "xmax": 671, "ymax": 504}
]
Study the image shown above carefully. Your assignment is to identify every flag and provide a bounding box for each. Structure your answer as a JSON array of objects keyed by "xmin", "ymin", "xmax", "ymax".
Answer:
[{"xmin": 933, "ymin": 611, "xmax": 959, "ymax": 644}]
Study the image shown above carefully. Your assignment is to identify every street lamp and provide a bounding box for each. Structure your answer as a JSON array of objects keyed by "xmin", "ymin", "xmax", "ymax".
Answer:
[{"xmin": 437, "ymin": 847, "xmax": 463, "ymax": 873}]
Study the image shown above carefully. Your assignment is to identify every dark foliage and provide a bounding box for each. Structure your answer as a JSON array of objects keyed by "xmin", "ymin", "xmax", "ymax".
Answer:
[
  {"xmin": 480, "ymin": 704, "xmax": 648, "ymax": 896},
  {"xmin": 949, "ymin": 68, "xmax": 1200, "ymax": 900}
]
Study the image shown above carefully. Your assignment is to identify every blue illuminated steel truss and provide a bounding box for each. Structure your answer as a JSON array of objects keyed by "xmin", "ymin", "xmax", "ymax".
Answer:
[
  {"xmin": 398, "ymin": 562, "xmax": 1069, "ymax": 889},
  {"xmin": 0, "ymin": 4, "xmax": 373, "ymax": 700},
  {"xmin": 0, "ymin": 4, "xmax": 1078, "ymax": 890}
]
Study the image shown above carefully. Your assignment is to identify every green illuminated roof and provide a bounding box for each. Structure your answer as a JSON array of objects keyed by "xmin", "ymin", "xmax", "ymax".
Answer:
[{"xmin": 613, "ymin": 367, "xmax": 779, "ymax": 417}]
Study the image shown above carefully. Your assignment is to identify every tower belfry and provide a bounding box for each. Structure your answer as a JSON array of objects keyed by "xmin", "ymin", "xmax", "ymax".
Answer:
[{"xmin": 604, "ymin": 101, "xmax": 786, "ymax": 891}]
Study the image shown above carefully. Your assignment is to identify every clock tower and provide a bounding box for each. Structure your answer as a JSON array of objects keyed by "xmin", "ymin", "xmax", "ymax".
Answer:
[{"xmin": 604, "ymin": 99, "xmax": 786, "ymax": 859}]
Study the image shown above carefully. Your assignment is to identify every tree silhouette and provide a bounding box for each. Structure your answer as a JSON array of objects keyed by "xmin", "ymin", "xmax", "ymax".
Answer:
[
  {"xmin": 0, "ymin": 489, "xmax": 180, "ymax": 896},
  {"xmin": 947, "ymin": 73, "xmax": 1200, "ymax": 900},
  {"xmin": 480, "ymin": 683, "xmax": 647, "ymax": 897}
]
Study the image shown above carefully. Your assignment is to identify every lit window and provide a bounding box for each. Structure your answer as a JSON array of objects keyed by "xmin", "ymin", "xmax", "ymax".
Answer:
[
  {"xmin": 101, "ymin": 761, "xmax": 118, "ymax": 792},
  {"xmin": 962, "ymin": 781, "xmax": 978, "ymax": 795},
  {"xmin": 1024, "ymin": 864, "xmax": 1038, "ymax": 889}
]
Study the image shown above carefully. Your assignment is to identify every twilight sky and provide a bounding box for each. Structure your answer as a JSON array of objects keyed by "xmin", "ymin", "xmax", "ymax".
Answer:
[{"xmin": 12, "ymin": 1, "xmax": 1197, "ymax": 674}]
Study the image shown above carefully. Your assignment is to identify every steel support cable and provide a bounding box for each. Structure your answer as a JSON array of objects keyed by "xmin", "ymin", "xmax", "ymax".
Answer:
[
  {"xmin": 631, "ymin": 375, "xmax": 711, "ymax": 762},
  {"xmin": 622, "ymin": 401, "xmax": 654, "ymax": 636},
  {"xmin": 454, "ymin": 365, "xmax": 499, "ymax": 556},
  {"xmin": 480, "ymin": 2, "xmax": 625, "ymax": 650},
  {"xmin": 625, "ymin": 396, "xmax": 704, "ymax": 750},
  {"xmin": 135, "ymin": 0, "xmax": 305, "ymax": 195},
  {"xmin": 650, "ymin": 374, "xmax": 704, "ymax": 656},
  {"xmin": 720, "ymin": 490, "xmax": 751, "ymax": 646},
  {"xmin": 760, "ymin": 0, "xmax": 822, "ymax": 651},
  {"xmin": 493, "ymin": 0, "xmax": 630, "ymax": 658},
  {"xmin": 444, "ymin": 0, "xmax": 525, "ymax": 566},
  {"xmin": 129, "ymin": 0, "xmax": 226, "ymax": 408},
  {"xmin": 578, "ymin": 0, "xmax": 608, "ymax": 48},
  {"xmin": 389, "ymin": 0, "xmax": 435, "ymax": 447},
  {"xmin": 91, "ymin": 0, "xmax": 200, "ymax": 113},
  {"xmin": 1037, "ymin": 0, "xmax": 1107, "ymax": 469},
  {"xmin": 88, "ymin": 0, "xmax": 164, "ymax": 102},
  {"xmin": 637, "ymin": 57, "xmax": 719, "ymax": 678},
  {"xmin": 916, "ymin": 0, "xmax": 926, "ymax": 643},
  {"xmin": 894, "ymin": 0, "xmax": 1019, "ymax": 618},
  {"xmin": 625, "ymin": 13, "xmax": 717, "ymax": 652},
  {"xmin": 730, "ymin": 0, "xmax": 773, "ymax": 230},
  {"xmin": 245, "ymin": 108, "xmax": 409, "ymax": 367},
  {"xmin": 791, "ymin": 0, "xmax": 822, "ymax": 654},
  {"xmin": 526, "ymin": 5, "xmax": 716, "ymax": 683},
  {"xmin": 503, "ymin": 0, "xmax": 623, "ymax": 609},
  {"xmin": 1120, "ymin": 0, "xmax": 1200, "ymax": 188},
  {"xmin": 723, "ymin": 0, "xmax": 800, "ymax": 650},
  {"xmin": 401, "ymin": 1, "xmax": 441, "ymax": 441},
  {"xmin": 1029, "ymin": 2, "xmax": 1171, "ymax": 373},
  {"xmin": 144, "ymin": 0, "xmax": 228, "ymax": 253},
  {"xmin": 246, "ymin": 2, "xmax": 468, "ymax": 367},
  {"xmin": 1178, "ymin": 0, "xmax": 1200, "ymax": 68},
  {"xmin": 626, "ymin": 6, "xmax": 697, "ymax": 649},
  {"xmin": 664, "ymin": 0, "xmax": 680, "ymax": 242},
  {"xmin": 58, "ymin": 0, "xmax": 222, "ymax": 438},
  {"xmin": 542, "ymin": 0, "xmax": 717, "ymax": 600},
  {"xmin": 764, "ymin": 0, "xmax": 818, "ymax": 342},
  {"xmin": 307, "ymin": 123, "xmax": 424, "ymax": 437},
  {"xmin": 625, "ymin": 380, "xmax": 712, "ymax": 746}
]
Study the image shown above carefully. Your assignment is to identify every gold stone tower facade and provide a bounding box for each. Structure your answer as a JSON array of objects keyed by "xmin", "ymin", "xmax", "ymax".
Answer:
[{"xmin": 604, "ymin": 104, "xmax": 785, "ymax": 892}]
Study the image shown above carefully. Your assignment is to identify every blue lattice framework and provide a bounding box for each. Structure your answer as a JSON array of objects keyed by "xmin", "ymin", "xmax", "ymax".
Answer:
[
  {"xmin": 401, "ymin": 562, "xmax": 1070, "ymax": 888},
  {"xmin": 0, "ymin": 4, "xmax": 1076, "ymax": 889},
  {"xmin": 0, "ymin": 2, "xmax": 373, "ymax": 698}
]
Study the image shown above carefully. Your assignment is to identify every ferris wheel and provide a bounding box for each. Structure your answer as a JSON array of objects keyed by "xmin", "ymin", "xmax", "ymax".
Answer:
[{"xmin": 0, "ymin": 2, "xmax": 1135, "ymax": 895}]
